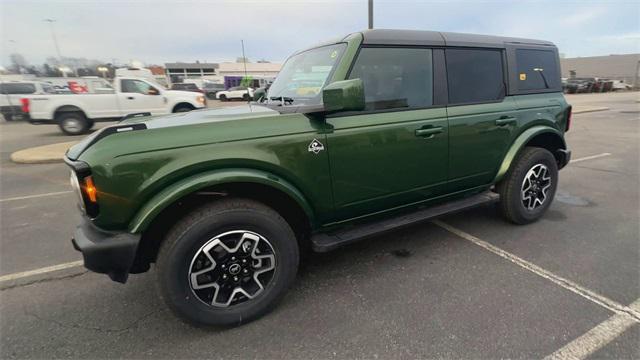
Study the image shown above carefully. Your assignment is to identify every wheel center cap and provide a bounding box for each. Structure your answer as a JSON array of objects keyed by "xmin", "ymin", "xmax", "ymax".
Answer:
[{"xmin": 228, "ymin": 263, "xmax": 241, "ymax": 275}]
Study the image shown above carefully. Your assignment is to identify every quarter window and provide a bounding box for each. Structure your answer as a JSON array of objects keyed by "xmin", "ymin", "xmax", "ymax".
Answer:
[
  {"xmin": 516, "ymin": 49, "xmax": 560, "ymax": 91},
  {"xmin": 349, "ymin": 47, "xmax": 433, "ymax": 111},
  {"xmin": 446, "ymin": 49, "xmax": 504, "ymax": 104}
]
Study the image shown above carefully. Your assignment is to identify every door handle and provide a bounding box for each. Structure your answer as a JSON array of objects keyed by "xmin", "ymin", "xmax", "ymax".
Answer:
[
  {"xmin": 415, "ymin": 126, "xmax": 443, "ymax": 138},
  {"xmin": 127, "ymin": 96, "xmax": 135, "ymax": 100},
  {"xmin": 495, "ymin": 116, "xmax": 516, "ymax": 126}
]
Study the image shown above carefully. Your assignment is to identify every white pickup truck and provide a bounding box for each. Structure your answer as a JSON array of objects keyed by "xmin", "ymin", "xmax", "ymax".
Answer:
[{"xmin": 26, "ymin": 77, "xmax": 206, "ymax": 135}]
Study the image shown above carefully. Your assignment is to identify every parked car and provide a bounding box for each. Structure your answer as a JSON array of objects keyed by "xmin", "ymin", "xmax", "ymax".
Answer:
[
  {"xmin": 216, "ymin": 86, "xmax": 254, "ymax": 101},
  {"xmin": 66, "ymin": 29, "xmax": 571, "ymax": 326},
  {"xmin": 25, "ymin": 76, "xmax": 206, "ymax": 135},
  {"xmin": 170, "ymin": 83, "xmax": 203, "ymax": 93},
  {"xmin": 564, "ymin": 78, "xmax": 594, "ymax": 93},
  {"xmin": 0, "ymin": 81, "xmax": 57, "ymax": 121},
  {"xmin": 612, "ymin": 80, "xmax": 632, "ymax": 91},
  {"xmin": 202, "ymin": 82, "xmax": 226, "ymax": 100}
]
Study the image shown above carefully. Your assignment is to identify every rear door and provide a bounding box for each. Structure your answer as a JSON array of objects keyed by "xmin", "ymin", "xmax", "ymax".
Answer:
[
  {"xmin": 325, "ymin": 47, "xmax": 449, "ymax": 221},
  {"xmin": 445, "ymin": 48, "xmax": 519, "ymax": 192}
]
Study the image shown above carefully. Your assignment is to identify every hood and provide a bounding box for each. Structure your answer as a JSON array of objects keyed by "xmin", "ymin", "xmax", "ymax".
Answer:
[
  {"xmin": 66, "ymin": 104, "xmax": 281, "ymax": 160},
  {"xmin": 134, "ymin": 104, "xmax": 278, "ymax": 129}
]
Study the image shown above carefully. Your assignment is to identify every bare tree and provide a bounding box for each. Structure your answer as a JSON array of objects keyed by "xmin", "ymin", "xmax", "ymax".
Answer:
[{"xmin": 9, "ymin": 53, "xmax": 28, "ymax": 73}]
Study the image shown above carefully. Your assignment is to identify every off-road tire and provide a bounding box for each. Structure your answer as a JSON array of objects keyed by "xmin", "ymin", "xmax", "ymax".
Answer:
[
  {"xmin": 58, "ymin": 112, "xmax": 90, "ymax": 135},
  {"xmin": 497, "ymin": 147, "xmax": 558, "ymax": 224},
  {"xmin": 156, "ymin": 198, "xmax": 299, "ymax": 327}
]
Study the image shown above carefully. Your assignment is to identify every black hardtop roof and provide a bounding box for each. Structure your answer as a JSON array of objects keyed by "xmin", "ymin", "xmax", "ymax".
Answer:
[{"xmin": 357, "ymin": 29, "xmax": 555, "ymax": 48}]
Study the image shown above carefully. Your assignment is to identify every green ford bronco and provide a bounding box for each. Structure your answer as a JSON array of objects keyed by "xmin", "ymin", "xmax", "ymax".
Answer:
[{"xmin": 66, "ymin": 29, "xmax": 571, "ymax": 326}]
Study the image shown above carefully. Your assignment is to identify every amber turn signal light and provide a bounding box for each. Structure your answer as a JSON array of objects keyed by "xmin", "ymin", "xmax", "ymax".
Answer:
[{"xmin": 84, "ymin": 176, "xmax": 98, "ymax": 203}]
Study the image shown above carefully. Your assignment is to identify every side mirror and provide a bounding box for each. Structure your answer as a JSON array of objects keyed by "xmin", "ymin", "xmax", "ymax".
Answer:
[
  {"xmin": 147, "ymin": 88, "xmax": 159, "ymax": 95},
  {"xmin": 322, "ymin": 79, "xmax": 365, "ymax": 113}
]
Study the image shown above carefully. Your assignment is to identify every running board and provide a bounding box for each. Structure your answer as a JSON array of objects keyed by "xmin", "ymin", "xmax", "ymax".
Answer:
[{"xmin": 311, "ymin": 191, "xmax": 499, "ymax": 252}]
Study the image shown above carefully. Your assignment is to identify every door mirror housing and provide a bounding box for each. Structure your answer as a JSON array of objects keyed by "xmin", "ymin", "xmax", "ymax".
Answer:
[
  {"xmin": 147, "ymin": 87, "xmax": 159, "ymax": 95},
  {"xmin": 322, "ymin": 79, "xmax": 365, "ymax": 113}
]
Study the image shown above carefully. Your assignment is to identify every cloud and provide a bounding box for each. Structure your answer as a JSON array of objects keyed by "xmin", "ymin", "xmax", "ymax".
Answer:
[{"xmin": 1, "ymin": 0, "xmax": 638, "ymax": 67}]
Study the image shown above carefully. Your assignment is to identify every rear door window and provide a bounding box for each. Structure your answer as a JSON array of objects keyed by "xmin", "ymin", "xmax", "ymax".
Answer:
[
  {"xmin": 0, "ymin": 83, "xmax": 37, "ymax": 94},
  {"xmin": 445, "ymin": 49, "xmax": 504, "ymax": 104},
  {"xmin": 515, "ymin": 49, "xmax": 560, "ymax": 91},
  {"xmin": 349, "ymin": 47, "xmax": 433, "ymax": 111}
]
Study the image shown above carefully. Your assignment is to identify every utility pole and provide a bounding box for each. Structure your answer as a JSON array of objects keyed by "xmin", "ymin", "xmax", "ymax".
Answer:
[
  {"xmin": 368, "ymin": 0, "xmax": 373, "ymax": 29},
  {"xmin": 43, "ymin": 19, "xmax": 62, "ymax": 61}
]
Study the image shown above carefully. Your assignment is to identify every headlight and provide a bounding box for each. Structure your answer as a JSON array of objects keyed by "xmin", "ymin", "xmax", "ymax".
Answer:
[
  {"xmin": 70, "ymin": 170, "xmax": 85, "ymax": 212},
  {"xmin": 197, "ymin": 96, "xmax": 206, "ymax": 104}
]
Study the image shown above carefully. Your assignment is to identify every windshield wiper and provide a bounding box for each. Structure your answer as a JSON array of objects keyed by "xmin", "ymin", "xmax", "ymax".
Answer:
[{"xmin": 268, "ymin": 96, "xmax": 295, "ymax": 105}]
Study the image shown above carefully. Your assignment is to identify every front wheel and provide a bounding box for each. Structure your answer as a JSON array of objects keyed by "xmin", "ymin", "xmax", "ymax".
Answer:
[
  {"xmin": 497, "ymin": 147, "xmax": 558, "ymax": 224},
  {"xmin": 156, "ymin": 198, "xmax": 299, "ymax": 327},
  {"xmin": 218, "ymin": 94, "xmax": 227, "ymax": 102}
]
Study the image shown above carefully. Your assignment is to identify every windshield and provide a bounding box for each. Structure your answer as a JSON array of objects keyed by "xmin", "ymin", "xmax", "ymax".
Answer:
[{"xmin": 267, "ymin": 43, "xmax": 346, "ymax": 105}]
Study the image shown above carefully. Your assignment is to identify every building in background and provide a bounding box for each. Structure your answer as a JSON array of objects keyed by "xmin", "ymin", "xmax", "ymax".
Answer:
[
  {"xmin": 164, "ymin": 62, "xmax": 219, "ymax": 84},
  {"xmin": 560, "ymin": 53, "xmax": 640, "ymax": 86},
  {"xmin": 164, "ymin": 61, "xmax": 281, "ymax": 88}
]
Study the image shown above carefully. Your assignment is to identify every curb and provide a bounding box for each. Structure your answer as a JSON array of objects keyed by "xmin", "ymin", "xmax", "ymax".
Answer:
[
  {"xmin": 10, "ymin": 141, "xmax": 78, "ymax": 164},
  {"xmin": 573, "ymin": 106, "xmax": 609, "ymax": 114}
]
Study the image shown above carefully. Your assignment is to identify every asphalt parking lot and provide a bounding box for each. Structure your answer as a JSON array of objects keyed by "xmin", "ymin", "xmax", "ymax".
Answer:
[{"xmin": 0, "ymin": 92, "xmax": 638, "ymax": 359}]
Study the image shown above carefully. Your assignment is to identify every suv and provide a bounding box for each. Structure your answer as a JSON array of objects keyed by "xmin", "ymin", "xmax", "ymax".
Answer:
[
  {"xmin": 67, "ymin": 30, "xmax": 571, "ymax": 326},
  {"xmin": 216, "ymin": 86, "xmax": 254, "ymax": 101}
]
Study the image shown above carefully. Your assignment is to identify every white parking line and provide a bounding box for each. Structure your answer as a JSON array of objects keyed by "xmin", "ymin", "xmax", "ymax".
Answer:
[
  {"xmin": 432, "ymin": 220, "xmax": 640, "ymax": 321},
  {"xmin": 570, "ymin": 153, "xmax": 612, "ymax": 164},
  {"xmin": 0, "ymin": 190, "xmax": 73, "ymax": 203},
  {"xmin": 544, "ymin": 299, "xmax": 640, "ymax": 360},
  {"xmin": 0, "ymin": 260, "xmax": 84, "ymax": 283}
]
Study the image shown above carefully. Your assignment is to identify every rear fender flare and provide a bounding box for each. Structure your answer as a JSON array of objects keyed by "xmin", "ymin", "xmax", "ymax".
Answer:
[
  {"xmin": 128, "ymin": 168, "xmax": 315, "ymax": 233},
  {"xmin": 494, "ymin": 126, "xmax": 566, "ymax": 183}
]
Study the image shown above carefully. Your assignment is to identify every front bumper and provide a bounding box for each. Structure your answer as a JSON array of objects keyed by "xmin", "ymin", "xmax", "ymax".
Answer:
[
  {"xmin": 557, "ymin": 148, "xmax": 572, "ymax": 169},
  {"xmin": 71, "ymin": 217, "xmax": 140, "ymax": 283}
]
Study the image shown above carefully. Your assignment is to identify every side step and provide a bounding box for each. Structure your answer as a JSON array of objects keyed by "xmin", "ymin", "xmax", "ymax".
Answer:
[{"xmin": 311, "ymin": 191, "xmax": 499, "ymax": 252}]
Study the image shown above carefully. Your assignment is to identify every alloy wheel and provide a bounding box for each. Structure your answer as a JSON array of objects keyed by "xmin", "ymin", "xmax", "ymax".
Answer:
[
  {"xmin": 188, "ymin": 230, "xmax": 276, "ymax": 307},
  {"xmin": 521, "ymin": 163, "xmax": 551, "ymax": 210}
]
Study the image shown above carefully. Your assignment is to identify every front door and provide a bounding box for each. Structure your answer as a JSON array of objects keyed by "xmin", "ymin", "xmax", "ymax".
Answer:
[
  {"xmin": 325, "ymin": 47, "xmax": 448, "ymax": 221},
  {"xmin": 118, "ymin": 79, "xmax": 167, "ymax": 116}
]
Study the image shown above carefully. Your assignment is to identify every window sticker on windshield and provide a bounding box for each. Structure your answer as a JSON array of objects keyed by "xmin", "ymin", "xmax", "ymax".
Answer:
[
  {"xmin": 519, "ymin": 73, "xmax": 527, "ymax": 81},
  {"xmin": 330, "ymin": 50, "xmax": 338, "ymax": 58}
]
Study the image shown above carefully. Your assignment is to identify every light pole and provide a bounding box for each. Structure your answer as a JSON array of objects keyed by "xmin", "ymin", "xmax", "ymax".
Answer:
[
  {"xmin": 368, "ymin": 0, "xmax": 373, "ymax": 29},
  {"xmin": 43, "ymin": 19, "xmax": 62, "ymax": 61}
]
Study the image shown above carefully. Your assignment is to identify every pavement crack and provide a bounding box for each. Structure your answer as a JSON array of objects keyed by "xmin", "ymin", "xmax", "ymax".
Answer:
[
  {"xmin": 0, "ymin": 270, "xmax": 89, "ymax": 291},
  {"xmin": 23, "ymin": 307, "xmax": 160, "ymax": 333}
]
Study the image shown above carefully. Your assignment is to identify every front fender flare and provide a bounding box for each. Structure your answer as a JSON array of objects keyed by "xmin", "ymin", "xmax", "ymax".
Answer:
[
  {"xmin": 494, "ymin": 126, "xmax": 566, "ymax": 183},
  {"xmin": 128, "ymin": 168, "xmax": 315, "ymax": 233}
]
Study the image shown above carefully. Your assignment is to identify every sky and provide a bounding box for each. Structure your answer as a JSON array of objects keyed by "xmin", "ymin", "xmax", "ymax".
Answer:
[{"xmin": 1, "ymin": 0, "xmax": 639, "ymax": 67}]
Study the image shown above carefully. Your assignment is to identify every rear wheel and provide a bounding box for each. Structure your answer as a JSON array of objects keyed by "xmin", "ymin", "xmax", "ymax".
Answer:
[
  {"xmin": 497, "ymin": 147, "xmax": 558, "ymax": 224},
  {"xmin": 57, "ymin": 112, "xmax": 89, "ymax": 135},
  {"xmin": 206, "ymin": 92, "xmax": 217, "ymax": 100},
  {"xmin": 156, "ymin": 198, "xmax": 299, "ymax": 327},
  {"xmin": 242, "ymin": 93, "xmax": 250, "ymax": 101}
]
